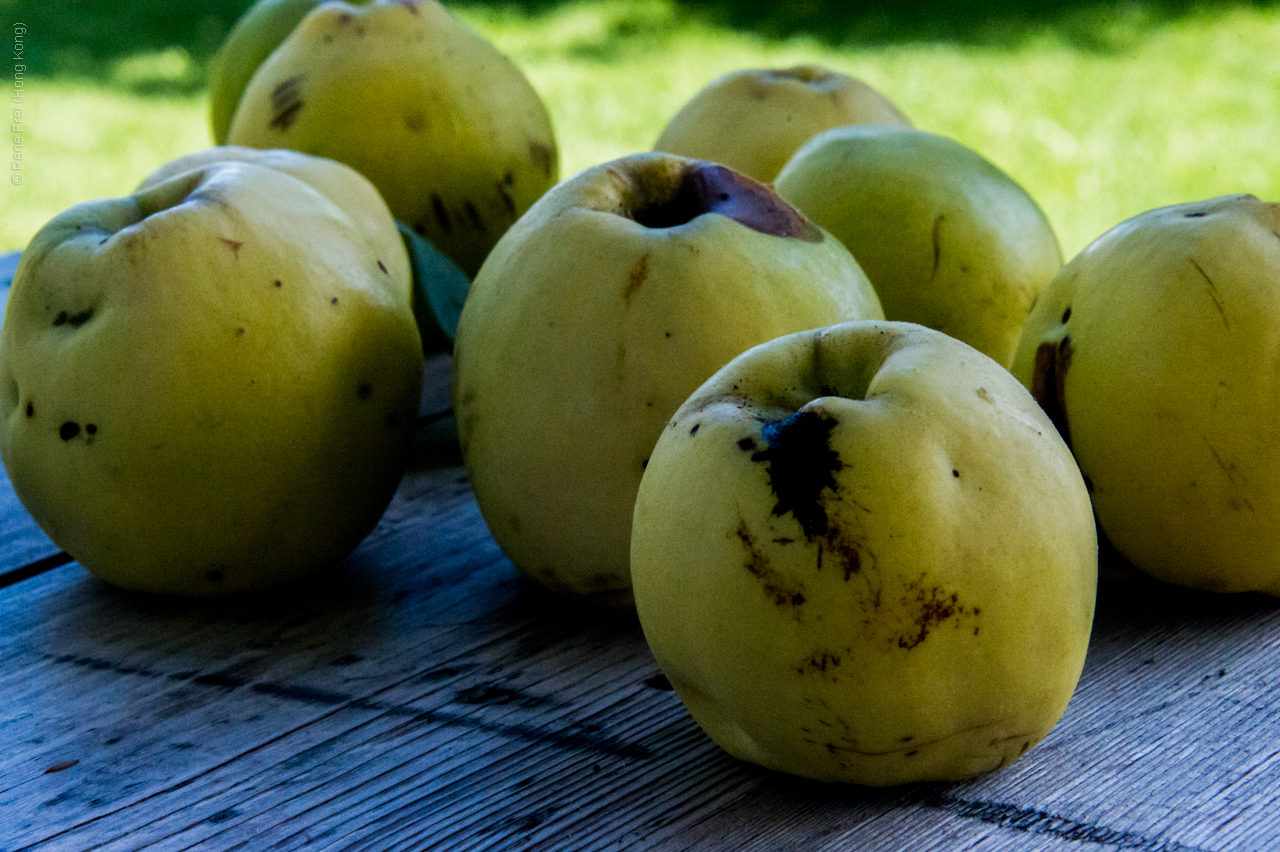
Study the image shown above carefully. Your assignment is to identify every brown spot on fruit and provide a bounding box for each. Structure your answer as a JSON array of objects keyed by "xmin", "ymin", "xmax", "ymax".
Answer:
[
  {"xmin": 1061, "ymin": 306, "xmax": 1072, "ymax": 323},
  {"xmin": 528, "ymin": 138, "xmax": 556, "ymax": 178},
  {"xmin": 25, "ymin": 402, "xmax": 33, "ymax": 417},
  {"xmin": 431, "ymin": 194, "xmax": 452, "ymax": 234},
  {"xmin": 624, "ymin": 253, "xmax": 649, "ymax": 303},
  {"xmin": 60, "ymin": 422, "xmax": 80, "ymax": 441},
  {"xmin": 273, "ymin": 279, "xmax": 282, "ymax": 288},
  {"xmin": 1031, "ymin": 336, "xmax": 1074, "ymax": 449},
  {"xmin": 931, "ymin": 213, "xmax": 944, "ymax": 277},
  {"xmin": 737, "ymin": 520, "xmax": 806, "ymax": 610},
  {"xmin": 377, "ymin": 260, "xmax": 388, "ymax": 274},
  {"xmin": 750, "ymin": 407, "xmax": 842, "ymax": 540},
  {"xmin": 464, "ymin": 200, "xmax": 485, "ymax": 232},
  {"xmin": 53, "ymin": 308, "xmax": 94, "ymax": 328},
  {"xmin": 896, "ymin": 577, "xmax": 976, "ymax": 650},
  {"xmin": 269, "ymin": 75, "xmax": 305, "ymax": 131},
  {"xmin": 496, "ymin": 172, "xmax": 517, "ymax": 216},
  {"xmin": 219, "ymin": 237, "xmax": 244, "ymax": 256},
  {"xmin": 797, "ymin": 649, "xmax": 841, "ymax": 675}
]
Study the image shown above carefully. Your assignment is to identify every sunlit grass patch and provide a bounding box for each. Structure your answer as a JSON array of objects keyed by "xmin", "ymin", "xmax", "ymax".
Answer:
[{"xmin": 4, "ymin": 0, "xmax": 1280, "ymax": 262}]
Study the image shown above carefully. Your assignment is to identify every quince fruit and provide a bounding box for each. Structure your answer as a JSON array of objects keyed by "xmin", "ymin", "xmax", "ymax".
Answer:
[
  {"xmin": 0, "ymin": 152, "xmax": 423, "ymax": 594},
  {"xmin": 632, "ymin": 321, "xmax": 1096, "ymax": 784},
  {"xmin": 226, "ymin": 0, "xmax": 558, "ymax": 278},
  {"xmin": 452, "ymin": 153, "xmax": 883, "ymax": 605}
]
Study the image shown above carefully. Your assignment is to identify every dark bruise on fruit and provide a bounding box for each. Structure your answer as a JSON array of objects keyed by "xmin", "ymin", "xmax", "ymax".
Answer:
[
  {"xmin": 528, "ymin": 138, "xmax": 556, "ymax": 179},
  {"xmin": 737, "ymin": 519, "xmax": 807, "ymax": 611},
  {"xmin": 750, "ymin": 407, "xmax": 843, "ymax": 540},
  {"xmin": 431, "ymin": 194, "xmax": 453, "ymax": 234},
  {"xmin": 627, "ymin": 161, "xmax": 822, "ymax": 241},
  {"xmin": 464, "ymin": 200, "xmax": 485, "ymax": 233},
  {"xmin": 496, "ymin": 172, "xmax": 517, "ymax": 216},
  {"xmin": 1031, "ymin": 336, "xmax": 1074, "ymax": 449},
  {"xmin": 930, "ymin": 213, "xmax": 944, "ymax": 278},
  {"xmin": 53, "ymin": 308, "xmax": 94, "ymax": 328},
  {"xmin": 269, "ymin": 75, "xmax": 305, "ymax": 131}
]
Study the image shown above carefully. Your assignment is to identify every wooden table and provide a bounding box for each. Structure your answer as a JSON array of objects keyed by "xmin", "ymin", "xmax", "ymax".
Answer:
[{"xmin": 2, "ymin": 250, "xmax": 1278, "ymax": 851}]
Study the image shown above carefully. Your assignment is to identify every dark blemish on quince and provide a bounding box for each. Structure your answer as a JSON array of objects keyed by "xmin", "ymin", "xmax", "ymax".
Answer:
[
  {"xmin": 496, "ymin": 173, "xmax": 517, "ymax": 216},
  {"xmin": 931, "ymin": 213, "xmax": 944, "ymax": 277},
  {"xmin": 60, "ymin": 422, "xmax": 80, "ymax": 441},
  {"xmin": 624, "ymin": 253, "xmax": 649, "ymax": 303},
  {"xmin": 1061, "ymin": 306, "xmax": 1072, "ymax": 323},
  {"xmin": 431, "ymin": 194, "xmax": 452, "ymax": 234},
  {"xmin": 377, "ymin": 260, "xmax": 388, "ymax": 274},
  {"xmin": 737, "ymin": 519, "xmax": 806, "ymax": 611},
  {"xmin": 897, "ymin": 578, "xmax": 979, "ymax": 650},
  {"xmin": 25, "ymin": 402, "xmax": 33, "ymax": 418},
  {"xmin": 737, "ymin": 436, "xmax": 756, "ymax": 451},
  {"xmin": 53, "ymin": 308, "xmax": 94, "ymax": 328},
  {"xmin": 689, "ymin": 423, "xmax": 700, "ymax": 436},
  {"xmin": 750, "ymin": 408, "xmax": 842, "ymax": 541},
  {"xmin": 274, "ymin": 279, "xmax": 282, "ymax": 288},
  {"xmin": 269, "ymin": 75, "xmax": 305, "ymax": 131},
  {"xmin": 1031, "ymin": 336, "xmax": 1074, "ymax": 449},
  {"xmin": 797, "ymin": 649, "xmax": 841, "ymax": 676},
  {"xmin": 219, "ymin": 237, "xmax": 243, "ymax": 257},
  {"xmin": 528, "ymin": 139, "xmax": 556, "ymax": 179},
  {"xmin": 464, "ymin": 200, "xmax": 485, "ymax": 232},
  {"xmin": 330, "ymin": 297, "xmax": 339, "ymax": 305}
]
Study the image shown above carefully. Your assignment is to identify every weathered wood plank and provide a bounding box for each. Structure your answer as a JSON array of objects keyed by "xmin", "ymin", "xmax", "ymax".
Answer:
[{"xmin": 2, "ymin": 334, "xmax": 1280, "ymax": 849}]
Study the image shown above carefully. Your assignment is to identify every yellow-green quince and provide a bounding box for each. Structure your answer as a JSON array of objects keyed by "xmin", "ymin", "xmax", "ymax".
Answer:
[
  {"xmin": 452, "ymin": 153, "xmax": 884, "ymax": 606},
  {"xmin": 775, "ymin": 126, "xmax": 1062, "ymax": 368},
  {"xmin": 655, "ymin": 65, "xmax": 911, "ymax": 184},
  {"xmin": 0, "ymin": 152, "xmax": 423, "ymax": 595},
  {"xmin": 226, "ymin": 0, "xmax": 558, "ymax": 278},
  {"xmin": 1012, "ymin": 194, "xmax": 1280, "ymax": 595},
  {"xmin": 632, "ymin": 320, "xmax": 1097, "ymax": 785},
  {"xmin": 208, "ymin": 0, "xmax": 374, "ymax": 146}
]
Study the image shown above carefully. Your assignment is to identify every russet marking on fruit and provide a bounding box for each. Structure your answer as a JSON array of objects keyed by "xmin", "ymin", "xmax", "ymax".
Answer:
[
  {"xmin": 52, "ymin": 308, "xmax": 93, "ymax": 328},
  {"xmin": 269, "ymin": 74, "xmax": 305, "ymax": 131},
  {"xmin": 931, "ymin": 213, "xmax": 944, "ymax": 278},
  {"xmin": 624, "ymin": 253, "xmax": 649, "ymax": 303},
  {"xmin": 1189, "ymin": 257, "xmax": 1229, "ymax": 329},
  {"xmin": 736, "ymin": 519, "xmax": 807, "ymax": 612}
]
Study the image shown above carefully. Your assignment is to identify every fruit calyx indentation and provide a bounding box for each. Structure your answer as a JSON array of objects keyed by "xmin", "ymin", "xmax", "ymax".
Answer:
[
  {"xmin": 628, "ymin": 161, "xmax": 822, "ymax": 242},
  {"xmin": 750, "ymin": 407, "xmax": 843, "ymax": 539}
]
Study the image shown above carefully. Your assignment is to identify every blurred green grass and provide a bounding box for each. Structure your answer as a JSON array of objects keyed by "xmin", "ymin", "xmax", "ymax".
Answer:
[{"xmin": 2, "ymin": 0, "xmax": 1279, "ymax": 261}]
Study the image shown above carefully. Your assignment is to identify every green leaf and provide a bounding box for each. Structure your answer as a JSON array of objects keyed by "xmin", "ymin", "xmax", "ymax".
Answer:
[{"xmin": 397, "ymin": 221, "xmax": 471, "ymax": 354}]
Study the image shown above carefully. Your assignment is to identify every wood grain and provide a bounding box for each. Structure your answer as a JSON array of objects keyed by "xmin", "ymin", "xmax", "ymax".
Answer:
[{"xmin": 1, "ymin": 354, "xmax": 1279, "ymax": 850}]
